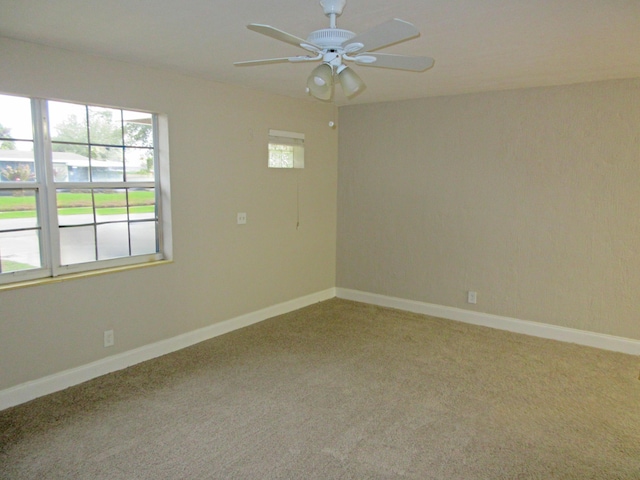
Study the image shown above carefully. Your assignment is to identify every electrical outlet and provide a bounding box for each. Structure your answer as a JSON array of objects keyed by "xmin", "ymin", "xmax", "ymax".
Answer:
[
  {"xmin": 104, "ymin": 330, "xmax": 114, "ymax": 347},
  {"xmin": 237, "ymin": 212, "xmax": 247, "ymax": 225},
  {"xmin": 467, "ymin": 291, "xmax": 477, "ymax": 304}
]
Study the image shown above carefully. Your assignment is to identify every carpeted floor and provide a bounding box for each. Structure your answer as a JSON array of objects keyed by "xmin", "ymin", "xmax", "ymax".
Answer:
[{"xmin": 1, "ymin": 299, "xmax": 639, "ymax": 479}]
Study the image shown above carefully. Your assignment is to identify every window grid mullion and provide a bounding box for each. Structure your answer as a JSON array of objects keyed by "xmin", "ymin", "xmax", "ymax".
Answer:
[
  {"xmin": 125, "ymin": 187, "xmax": 132, "ymax": 256},
  {"xmin": 91, "ymin": 189, "xmax": 99, "ymax": 262},
  {"xmin": 33, "ymin": 98, "xmax": 60, "ymax": 276},
  {"xmin": 120, "ymin": 110, "xmax": 127, "ymax": 183},
  {"xmin": 85, "ymin": 105, "xmax": 92, "ymax": 183},
  {"xmin": 0, "ymin": 182, "xmax": 43, "ymax": 190},
  {"xmin": 53, "ymin": 181, "xmax": 155, "ymax": 190},
  {"xmin": 152, "ymin": 114, "xmax": 163, "ymax": 255}
]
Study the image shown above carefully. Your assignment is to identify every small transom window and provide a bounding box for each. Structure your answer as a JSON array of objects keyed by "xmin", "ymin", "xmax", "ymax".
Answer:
[{"xmin": 268, "ymin": 129, "xmax": 304, "ymax": 169}]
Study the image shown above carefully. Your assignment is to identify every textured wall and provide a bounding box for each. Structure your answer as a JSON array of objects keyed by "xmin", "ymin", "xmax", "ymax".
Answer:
[
  {"xmin": 337, "ymin": 78, "xmax": 640, "ymax": 340},
  {"xmin": 0, "ymin": 38, "xmax": 337, "ymax": 390}
]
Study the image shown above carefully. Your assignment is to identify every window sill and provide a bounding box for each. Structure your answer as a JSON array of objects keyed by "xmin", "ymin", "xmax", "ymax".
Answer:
[{"xmin": 0, "ymin": 259, "xmax": 173, "ymax": 292}]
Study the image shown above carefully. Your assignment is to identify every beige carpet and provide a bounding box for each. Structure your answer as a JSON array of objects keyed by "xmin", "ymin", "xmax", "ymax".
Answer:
[{"xmin": 1, "ymin": 299, "xmax": 639, "ymax": 479}]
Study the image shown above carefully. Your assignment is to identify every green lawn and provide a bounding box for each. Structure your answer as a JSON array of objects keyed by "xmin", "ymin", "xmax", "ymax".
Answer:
[
  {"xmin": 0, "ymin": 190, "xmax": 155, "ymax": 219},
  {"xmin": 0, "ymin": 259, "xmax": 36, "ymax": 272}
]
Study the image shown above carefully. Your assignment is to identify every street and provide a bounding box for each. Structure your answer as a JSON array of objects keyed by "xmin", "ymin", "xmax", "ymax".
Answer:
[{"xmin": 0, "ymin": 214, "xmax": 156, "ymax": 270}]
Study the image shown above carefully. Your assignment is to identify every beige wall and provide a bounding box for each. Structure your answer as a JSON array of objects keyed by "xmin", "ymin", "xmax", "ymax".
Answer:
[
  {"xmin": 0, "ymin": 38, "xmax": 337, "ymax": 390},
  {"xmin": 2, "ymin": 34, "xmax": 637, "ymax": 394},
  {"xmin": 337, "ymin": 78, "xmax": 640, "ymax": 340}
]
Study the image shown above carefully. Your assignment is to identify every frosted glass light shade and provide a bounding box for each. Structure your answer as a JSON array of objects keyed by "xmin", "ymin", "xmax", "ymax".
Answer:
[
  {"xmin": 337, "ymin": 66, "xmax": 365, "ymax": 98},
  {"xmin": 307, "ymin": 64, "xmax": 334, "ymax": 101}
]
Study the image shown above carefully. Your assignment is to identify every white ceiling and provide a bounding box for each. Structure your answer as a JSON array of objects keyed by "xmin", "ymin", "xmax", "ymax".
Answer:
[{"xmin": 1, "ymin": 0, "xmax": 639, "ymax": 105}]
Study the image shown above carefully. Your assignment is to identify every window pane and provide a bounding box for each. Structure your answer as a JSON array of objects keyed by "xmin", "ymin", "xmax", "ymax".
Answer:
[
  {"xmin": 57, "ymin": 190, "xmax": 93, "ymax": 226},
  {"xmin": 0, "ymin": 94, "xmax": 36, "ymax": 183},
  {"xmin": 49, "ymin": 101, "xmax": 88, "ymax": 144},
  {"xmin": 0, "ymin": 187, "xmax": 41, "ymax": 272},
  {"xmin": 0, "ymin": 230, "xmax": 42, "ymax": 272},
  {"xmin": 94, "ymin": 189, "xmax": 126, "ymax": 221},
  {"xmin": 123, "ymin": 111, "xmax": 153, "ymax": 147},
  {"xmin": 97, "ymin": 223, "xmax": 129, "ymax": 260},
  {"xmin": 129, "ymin": 188, "xmax": 156, "ymax": 220},
  {"xmin": 60, "ymin": 225, "xmax": 96, "ymax": 265},
  {"xmin": 125, "ymin": 147, "xmax": 154, "ymax": 181},
  {"xmin": 0, "ymin": 94, "xmax": 33, "ymax": 141},
  {"xmin": 0, "ymin": 189, "xmax": 38, "ymax": 228},
  {"xmin": 130, "ymin": 221, "xmax": 157, "ymax": 255},
  {"xmin": 88, "ymin": 106, "xmax": 123, "ymax": 145},
  {"xmin": 52, "ymin": 145, "xmax": 91, "ymax": 182},
  {"xmin": 91, "ymin": 147, "xmax": 124, "ymax": 182},
  {"xmin": 0, "ymin": 142, "xmax": 36, "ymax": 182}
]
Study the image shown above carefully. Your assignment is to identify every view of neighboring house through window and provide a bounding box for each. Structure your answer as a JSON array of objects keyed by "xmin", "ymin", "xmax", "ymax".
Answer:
[{"xmin": 0, "ymin": 93, "xmax": 169, "ymax": 283}]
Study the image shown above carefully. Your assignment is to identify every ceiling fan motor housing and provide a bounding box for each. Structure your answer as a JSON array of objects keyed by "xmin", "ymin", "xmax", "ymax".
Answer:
[{"xmin": 307, "ymin": 28, "xmax": 355, "ymax": 49}]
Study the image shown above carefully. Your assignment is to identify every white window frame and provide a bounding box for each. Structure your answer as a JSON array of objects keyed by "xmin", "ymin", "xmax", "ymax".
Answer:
[{"xmin": 0, "ymin": 95, "xmax": 171, "ymax": 285}]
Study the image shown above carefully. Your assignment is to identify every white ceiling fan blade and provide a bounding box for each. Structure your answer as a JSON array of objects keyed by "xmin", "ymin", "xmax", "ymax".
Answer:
[
  {"xmin": 234, "ymin": 55, "xmax": 321, "ymax": 67},
  {"xmin": 234, "ymin": 57, "xmax": 294, "ymax": 66},
  {"xmin": 354, "ymin": 53, "xmax": 434, "ymax": 72},
  {"xmin": 342, "ymin": 19, "xmax": 420, "ymax": 53},
  {"xmin": 247, "ymin": 24, "xmax": 320, "ymax": 52}
]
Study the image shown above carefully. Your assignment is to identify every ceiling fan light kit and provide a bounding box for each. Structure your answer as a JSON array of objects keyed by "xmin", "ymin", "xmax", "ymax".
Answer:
[
  {"xmin": 235, "ymin": 0, "xmax": 434, "ymax": 102},
  {"xmin": 307, "ymin": 63, "xmax": 334, "ymax": 100},
  {"xmin": 337, "ymin": 65, "xmax": 365, "ymax": 97}
]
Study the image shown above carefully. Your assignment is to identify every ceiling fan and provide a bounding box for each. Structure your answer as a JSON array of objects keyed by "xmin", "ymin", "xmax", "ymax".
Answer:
[{"xmin": 234, "ymin": 0, "xmax": 434, "ymax": 101}]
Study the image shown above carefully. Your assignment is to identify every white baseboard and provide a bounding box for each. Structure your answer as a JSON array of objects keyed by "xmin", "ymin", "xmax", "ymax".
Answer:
[
  {"xmin": 336, "ymin": 288, "xmax": 640, "ymax": 356},
  {"xmin": 0, "ymin": 288, "xmax": 336, "ymax": 411},
  {"xmin": 4, "ymin": 287, "xmax": 637, "ymax": 411}
]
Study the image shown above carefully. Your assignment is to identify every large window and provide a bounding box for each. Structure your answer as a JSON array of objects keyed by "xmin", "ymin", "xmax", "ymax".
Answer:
[{"xmin": 0, "ymin": 93, "xmax": 170, "ymax": 284}]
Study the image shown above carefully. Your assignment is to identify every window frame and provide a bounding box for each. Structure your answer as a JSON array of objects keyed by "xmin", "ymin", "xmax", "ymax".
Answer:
[{"xmin": 0, "ymin": 94, "xmax": 170, "ymax": 285}]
